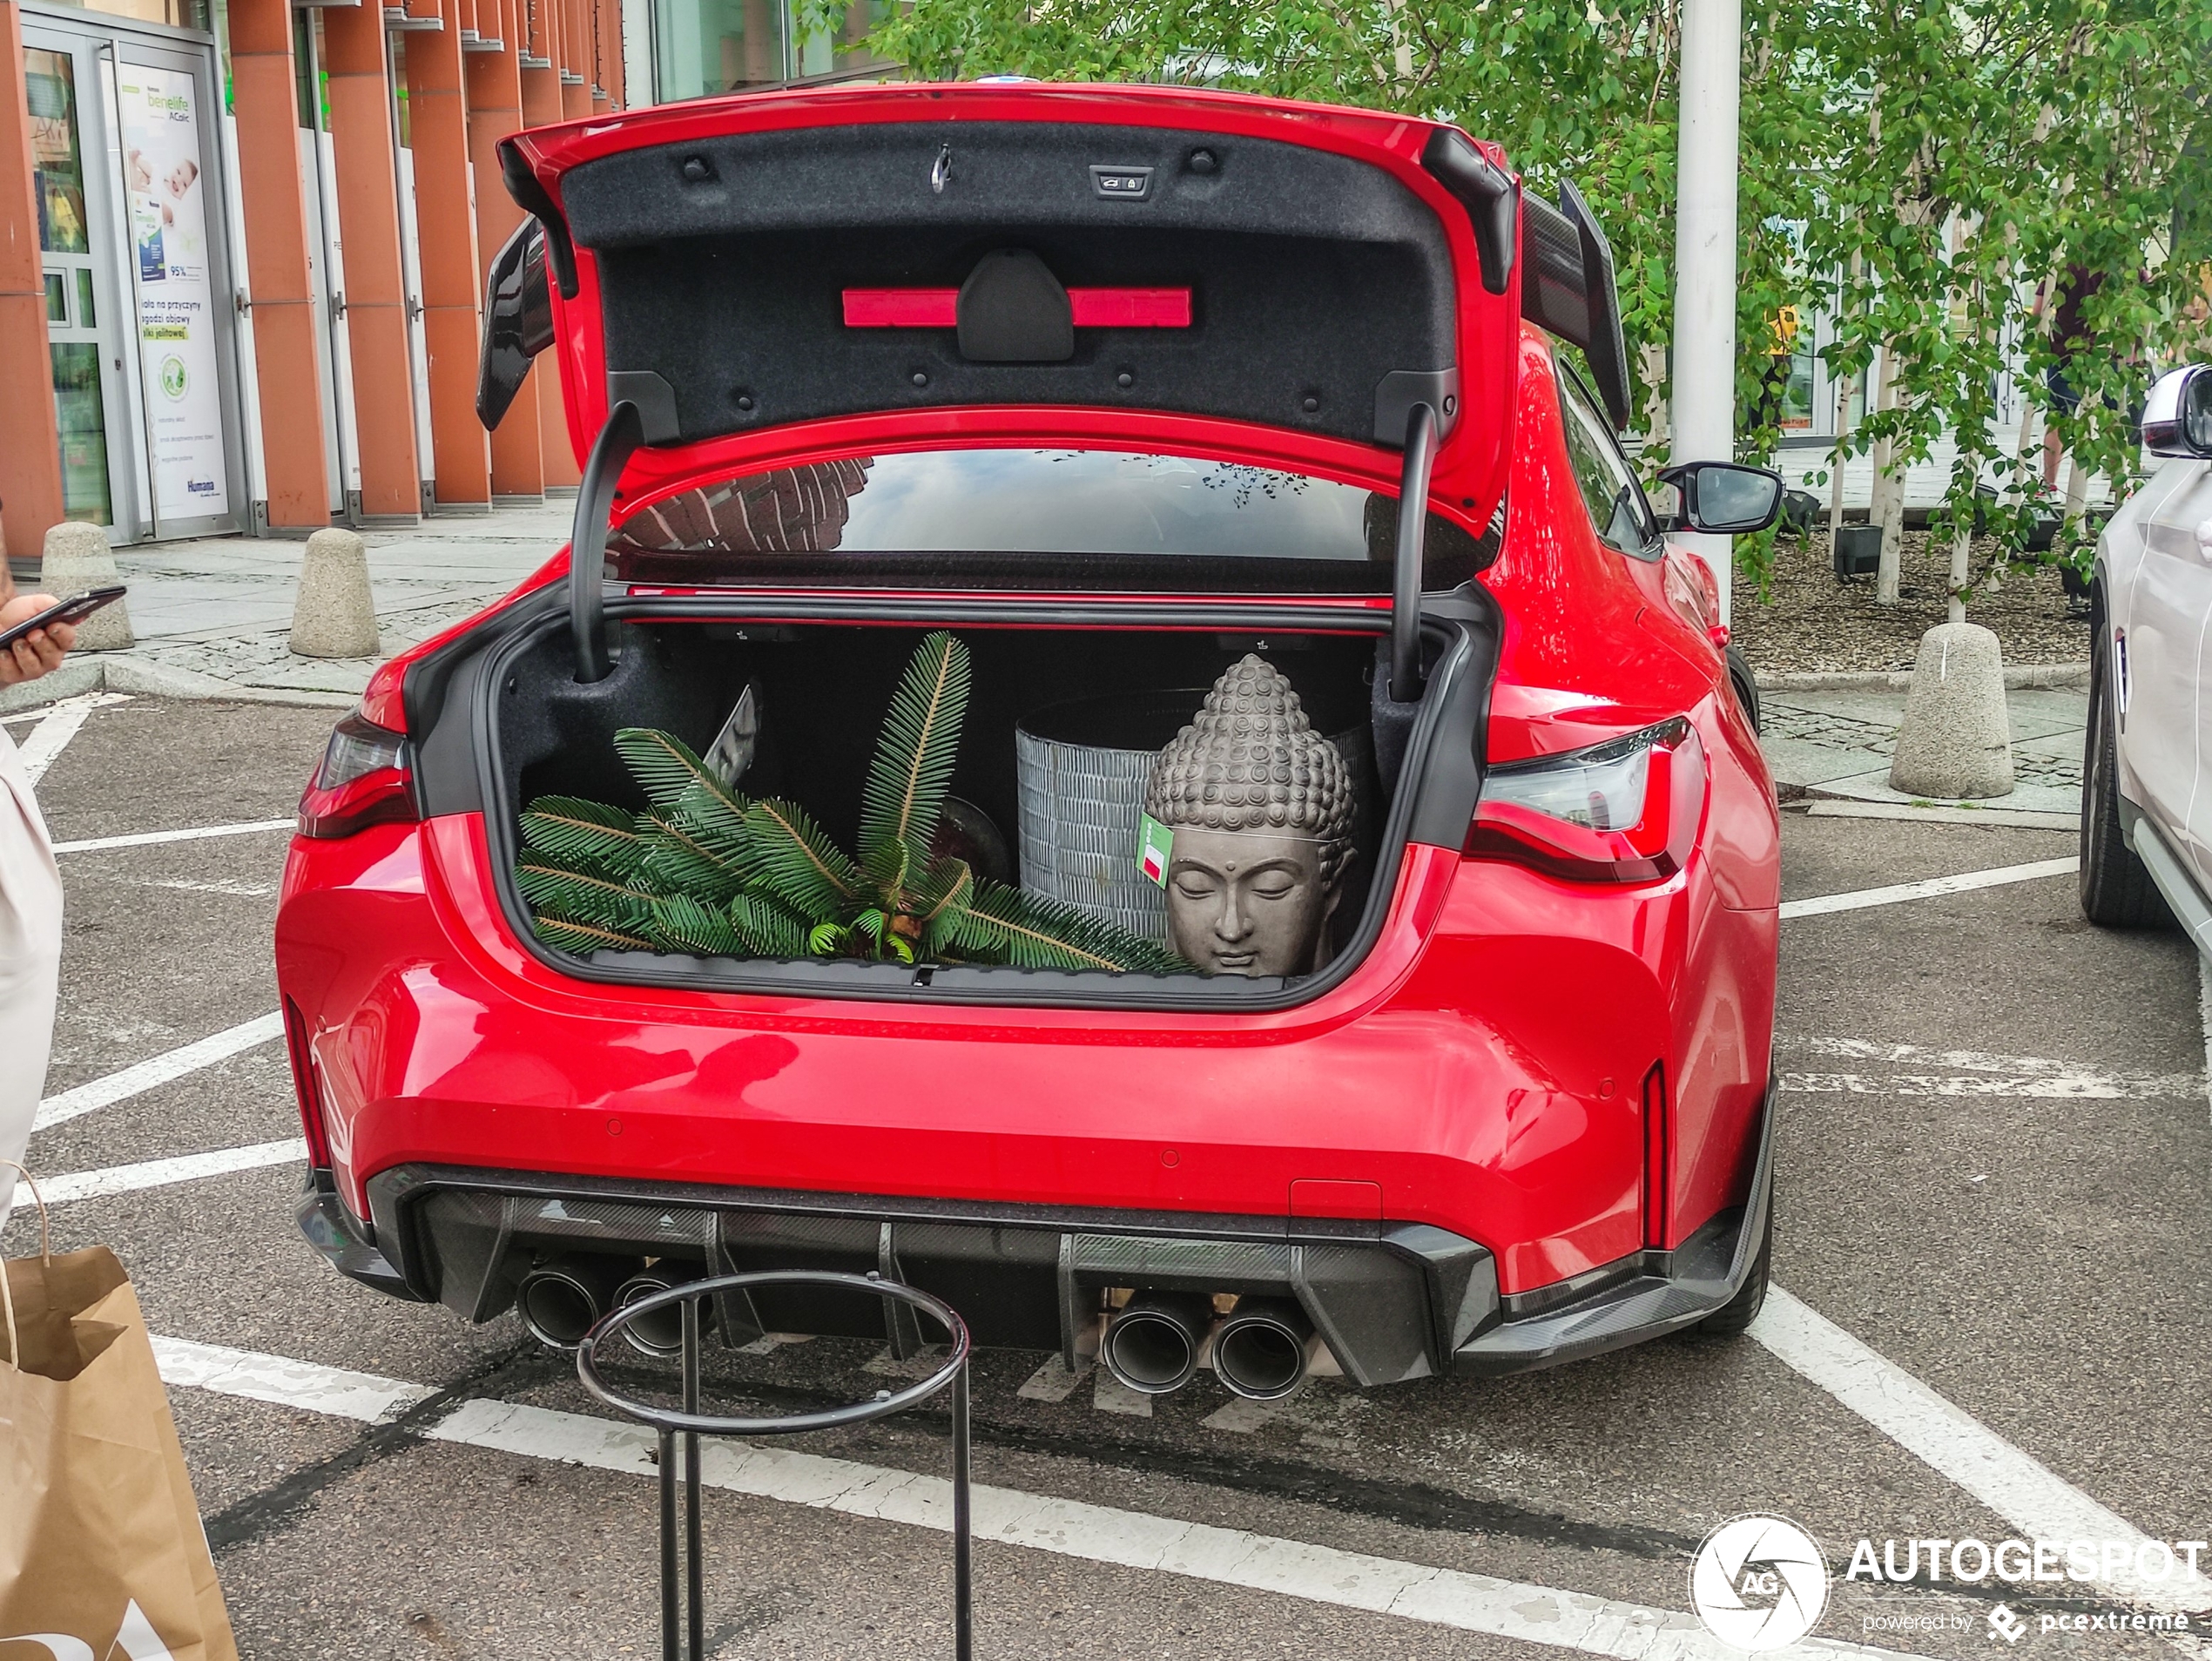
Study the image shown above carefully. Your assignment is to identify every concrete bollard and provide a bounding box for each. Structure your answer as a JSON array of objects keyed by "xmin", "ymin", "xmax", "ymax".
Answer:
[
  {"xmin": 37, "ymin": 521, "xmax": 134, "ymax": 651},
  {"xmin": 1888, "ymin": 621, "xmax": 2014, "ymax": 800},
  {"xmin": 288, "ymin": 528, "xmax": 381, "ymax": 658}
]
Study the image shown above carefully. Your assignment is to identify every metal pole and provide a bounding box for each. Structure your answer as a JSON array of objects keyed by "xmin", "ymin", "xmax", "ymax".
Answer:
[
  {"xmin": 1669, "ymin": 0, "xmax": 1742, "ymax": 629},
  {"xmin": 953, "ymin": 1359, "xmax": 972, "ymax": 1661},
  {"xmin": 658, "ymin": 1428, "xmax": 678, "ymax": 1661},
  {"xmin": 683, "ymin": 1299, "xmax": 704, "ymax": 1661}
]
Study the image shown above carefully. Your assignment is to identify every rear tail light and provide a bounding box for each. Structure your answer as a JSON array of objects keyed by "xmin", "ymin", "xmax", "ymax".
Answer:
[
  {"xmin": 281, "ymin": 997, "xmax": 334, "ymax": 1170},
  {"xmin": 1467, "ymin": 716, "xmax": 1705, "ymax": 882},
  {"xmin": 297, "ymin": 712, "xmax": 417, "ymax": 839}
]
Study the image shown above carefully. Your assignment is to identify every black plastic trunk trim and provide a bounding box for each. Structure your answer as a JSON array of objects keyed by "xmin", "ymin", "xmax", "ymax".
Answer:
[{"xmin": 464, "ymin": 591, "xmax": 1494, "ymax": 1012}]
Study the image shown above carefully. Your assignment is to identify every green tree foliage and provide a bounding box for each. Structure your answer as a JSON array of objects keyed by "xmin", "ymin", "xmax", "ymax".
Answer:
[
  {"xmin": 516, "ymin": 631, "xmax": 1190, "ymax": 974},
  {"xmin": 846, "ymin": 0, "xmax": 2212, "ymax": 591}
]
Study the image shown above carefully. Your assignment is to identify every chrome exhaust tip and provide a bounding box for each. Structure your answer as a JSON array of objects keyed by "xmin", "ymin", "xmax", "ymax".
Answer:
[
  {"xmin": 612, "ymin": 1263, "xmax": 714, "ymax": 1357},
  {"xmin": 517, "ymin": 1253, "xmax": 635, "ymax": 1349},
  {"xmin": 1102, "ymin": 1291, "xmax": 1214, "ymax": 1395},
  {"xmin": 1213, "ymin": 1296, "xmax": 1318, "ymax": 1401}
]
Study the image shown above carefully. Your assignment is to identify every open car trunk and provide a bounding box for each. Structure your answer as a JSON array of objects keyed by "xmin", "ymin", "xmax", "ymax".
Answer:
[{"xmin": 471, "ymin": 595, "xmax": 1492, "ymax": 1009}]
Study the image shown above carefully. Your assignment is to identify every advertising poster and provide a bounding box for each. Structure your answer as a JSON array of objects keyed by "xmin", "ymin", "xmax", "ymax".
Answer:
[{"xmin": 117, "ymin": 64, "xmax": 229, "ymax": 521}]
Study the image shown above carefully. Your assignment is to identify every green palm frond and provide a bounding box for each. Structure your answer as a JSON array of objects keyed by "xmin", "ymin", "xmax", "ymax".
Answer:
[
  {"xmin": 807, "ymin": 921, "xmax": 847, "ymax": 955},
  {"xmin": 671, "ymin": 781, "xmax": 752, "ymax": 862},
  {"xmin": 532, "ymin": 916, "xmax": 653, "ymax": 955},
  {"xmin": 859, "ymin": 631, "xmax": 970, "ymax": 871},
  {"xmin": 614, "ymin": 728, "xmax": 747, "ymax": 814},
  {"xmin": 727, "ymin": 892, "xmax": 811, "ymax": 957},
  {"xmin": 515, "ymin": 853, "xmax": 655, "ymax": 932},
  {"xmin": 911, "ymin": 856, "xmax": 975, "ymax": 954},
  {"xmin": 741, "ymin": 797, "xmax": 861, "ymax": 917},
  {"xmin": 637, "ymin": 812, "xmax": 744, "ymax": 902},
  {"xmin": 859, "ymin": 829, "xmax": 910, "ymax": 899},
  {"xmin": 952, "ymin": 881, "xmax": 1189, "ymax": 974},
  {"xmin": 645, "ymin": 893, "xmax": 746, "ymax": 956},
  {"xmin": 519, "ymin": 796, "xmax": 649, "ymax": 878}
]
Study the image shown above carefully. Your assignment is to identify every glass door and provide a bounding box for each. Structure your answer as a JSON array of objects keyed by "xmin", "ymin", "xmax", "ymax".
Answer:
[
  {"xmin": 108, "ymin": 36, "xmax": 245, "ymax": 535},
  {"xmin": 23, "ymin": 9, "xmax": 245, "ymax": 541},
  {"xmin": 24, "ymin": 40, "xmax": 127, "ymax": 529}
]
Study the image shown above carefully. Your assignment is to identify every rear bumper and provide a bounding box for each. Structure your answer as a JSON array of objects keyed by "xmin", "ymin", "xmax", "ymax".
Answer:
[
  {"xmin": 1453, "ymin": 1072, "xmax": 1773, "ymax": 1374},
  {"xmin": 299, "ymin": 1077, "xmax": 1774, "ymax": 1385}
]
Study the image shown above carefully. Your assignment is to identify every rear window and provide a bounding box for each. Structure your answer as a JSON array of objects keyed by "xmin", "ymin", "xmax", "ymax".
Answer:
[{"xmin": 607, "ymin": 448, "xmax": 1496, "ymax": 593}]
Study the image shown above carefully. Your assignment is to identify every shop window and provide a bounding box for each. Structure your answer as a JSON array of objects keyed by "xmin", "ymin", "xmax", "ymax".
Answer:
[
  {"xmin": 654, "ymin": 0, "xmax": 790, "ymax": 98},
  {"xmin": 26, "ymin": 51, "xmax": 90, "ymax": 256}
]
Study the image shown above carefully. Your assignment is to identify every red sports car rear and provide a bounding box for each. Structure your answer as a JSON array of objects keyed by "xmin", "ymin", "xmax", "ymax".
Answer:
[{"xmin": 277, "ymin": 83, "xmax": 1780, "ymax": 1398}]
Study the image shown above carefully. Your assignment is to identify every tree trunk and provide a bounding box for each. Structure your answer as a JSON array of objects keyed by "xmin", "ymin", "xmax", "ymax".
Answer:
[
  {"xmin": 1948, "ymin": 523, "xmax": 1970, "ymax": 625},
  {"xmin": 1870, "ymin": 348, "xmax": 1904, "ymax": 603}
]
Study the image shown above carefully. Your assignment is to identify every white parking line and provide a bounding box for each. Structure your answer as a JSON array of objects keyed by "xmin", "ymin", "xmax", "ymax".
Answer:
[
  {"xmin": 1776, "ymin": 1039, "xmax": 2205, "ymax": 1100},
  {"xmin": 1751, "ymin": 1289, "xmax": 2210, "ymax": 1617},
  {"xmin": 1780, "ymin": 857, "xmax": 2080, "ymax": 920},
  {"xmin": 51, "ymin": 818, "xmax": 294, "ymax": 854},
  {"xmin": 32, "ymin": 1011, "xmax": 287, "ymax": 1133},
  {"xmin": 29, "ymin": 1139, "xmax": 306, "ymax": 1206},
  {"xmin": 153, "ymin": 1336, "xmax": 435, "ymax": 1422},
  {"xmin": 1781, "ymin": 1071, "xmax": 2204, "ymax": 1100},
  {"xmin": 15, "ymin": 691, "xmax": 128, "ymax": 785},
  {"xmin": 2200, "ymin": 960, "xmax": 2212, "ymax": 1123},
  {"xmin": 156, "ymin": 1336, "xmax": 1935, "ymax": 1661}
]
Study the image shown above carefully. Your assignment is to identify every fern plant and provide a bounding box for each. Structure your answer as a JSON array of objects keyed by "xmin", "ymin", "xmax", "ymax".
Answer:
[{"xmin": 515, "ymin": 631, "xmax": 1187, "ymax": 974}]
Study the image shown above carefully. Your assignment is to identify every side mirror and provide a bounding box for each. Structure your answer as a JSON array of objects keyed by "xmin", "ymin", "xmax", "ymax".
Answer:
[
  {"xmin": 2142, "ymin": 365, "xmax": 2212, "ymax": 459},
  {"xmin": 477, "ymin": 218, "xmax": 554, "ymax": 431},
  {"xmin": 1655, "ymin": 462, "xmax": 1785, "ymax": 535}
]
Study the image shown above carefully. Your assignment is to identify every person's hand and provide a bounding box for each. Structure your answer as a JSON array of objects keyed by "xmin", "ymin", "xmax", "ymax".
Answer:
[{"xmin": 0, "ymin": 596, "xmax": 78, "ymax": 687}]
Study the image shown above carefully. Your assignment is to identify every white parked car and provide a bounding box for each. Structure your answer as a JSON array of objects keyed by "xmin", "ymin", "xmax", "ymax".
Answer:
[{"xmin": 2081, "ymin": 363, "xmax": 2212, "ymax": 950}]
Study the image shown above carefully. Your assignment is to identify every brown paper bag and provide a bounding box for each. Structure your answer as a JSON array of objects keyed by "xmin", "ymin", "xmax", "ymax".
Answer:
[{"xmin": 0, "ymin": 1165, "xmax": 238, "ymax": 1660}]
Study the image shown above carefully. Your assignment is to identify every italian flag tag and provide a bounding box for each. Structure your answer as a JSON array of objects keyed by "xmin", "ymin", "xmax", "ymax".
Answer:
[{"xmin": 1138, "ymin": 814, "xmax": 1173, "ymax": 887}]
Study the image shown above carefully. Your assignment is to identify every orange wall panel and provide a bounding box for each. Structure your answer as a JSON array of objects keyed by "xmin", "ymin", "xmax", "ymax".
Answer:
[
  {"xmin": 229, "ymin": 0, "xmax": 330, "ymax": 529},
  {"xmin": 408, "ymin": 0, "xmax": 491, "ymax": 504},
  {"xmin": 324, "ymin": 2, "xmax": 421, "ymax": 518}
]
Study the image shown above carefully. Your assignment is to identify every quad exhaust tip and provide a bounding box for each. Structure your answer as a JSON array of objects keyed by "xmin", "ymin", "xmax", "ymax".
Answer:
[
  {"xmin": 613, "ymin": 1263, "xmax": 715, "ymax": 1357},
  {"xmin": 1211, "ymin": 1296, "xmax": 1317, "ymax": 1401},
  {"xmin": 517, "ymin": 1253, "xmax": 638, "ymax": 1350},
  {"xmin": 1101, "ymin": 1291, "xmax": 1215, "ymax": 1395},
  {"xmin": 1102, "ymin": 1291, "xmax": 1321, "ymax": 1400}
]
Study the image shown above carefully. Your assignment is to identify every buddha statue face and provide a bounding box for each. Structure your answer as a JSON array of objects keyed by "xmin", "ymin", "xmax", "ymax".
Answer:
[
  {"xmin": 1145, "ymin": 656, "xmax": 1353, "ymax": 977},
  {"xmin": 1163, "ymin": 827, "xmax": 1339, "ymax": 976}
]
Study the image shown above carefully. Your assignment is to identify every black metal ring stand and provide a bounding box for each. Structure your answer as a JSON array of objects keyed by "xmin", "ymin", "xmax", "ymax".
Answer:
[{"xmin": 577, "ymin": 1270, "xmax": 974, "ymax": 1661}]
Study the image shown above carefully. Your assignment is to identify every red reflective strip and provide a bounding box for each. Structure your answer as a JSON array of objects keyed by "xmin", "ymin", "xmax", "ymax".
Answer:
[
  {"xmin": 840, "ymin": 287, "xmax": 1193, "ymax": 328},
  {"xmin": 1069, "ymin": 287, "xmax": 1191, "ymax": 327},
  {"xmin": 842, "ymin": 288, "xmax": 958, "ymax": 327}
]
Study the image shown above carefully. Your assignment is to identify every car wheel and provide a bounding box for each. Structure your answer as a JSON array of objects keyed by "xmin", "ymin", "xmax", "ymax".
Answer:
[
  {"xmin": 1687, "ymin": 1192, "xmax": 1770, "ymax": 1339},
  {"xmin": 2079, "ymin": 595, "xmax": 2169, "ymax": 928},
  {"xmin": 1725, "ymin": 643, "xmax": 1760, "ymax": 733}
]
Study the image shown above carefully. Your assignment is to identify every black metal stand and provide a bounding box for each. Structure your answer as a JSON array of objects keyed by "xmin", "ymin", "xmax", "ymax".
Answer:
[{"xmin": 577, "ymin": 1270, "xmax": 974, "ymax": 1661}]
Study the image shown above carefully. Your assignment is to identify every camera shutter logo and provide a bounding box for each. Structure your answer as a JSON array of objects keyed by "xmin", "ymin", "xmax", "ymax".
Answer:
[{"xmin": 1690, "ymin": 1515, "xmax": 1831, "ymax": 1650}]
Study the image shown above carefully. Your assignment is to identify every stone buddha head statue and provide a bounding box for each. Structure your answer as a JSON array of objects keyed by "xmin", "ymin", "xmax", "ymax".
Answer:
[{"xmin": 1144, "ymin": 656, "xmax": 1354, "ymax": 976}]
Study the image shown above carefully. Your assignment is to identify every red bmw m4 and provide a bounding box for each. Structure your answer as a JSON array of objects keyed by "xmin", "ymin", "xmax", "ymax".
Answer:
[{"xmin": 277, "ymin": 82, "xmax": 1782, "ymax": 1400}]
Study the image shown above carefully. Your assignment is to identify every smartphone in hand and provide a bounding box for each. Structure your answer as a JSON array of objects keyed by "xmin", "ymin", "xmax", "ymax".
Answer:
[{"xmin": 0, "ymin": 585, "xmax": 126, "ymax": 652}]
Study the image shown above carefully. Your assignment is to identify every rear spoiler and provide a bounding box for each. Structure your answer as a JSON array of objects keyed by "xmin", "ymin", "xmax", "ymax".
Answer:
[{"xmin": 1421, "ymin": 132, "xmax": 1632, "ymax": 432}]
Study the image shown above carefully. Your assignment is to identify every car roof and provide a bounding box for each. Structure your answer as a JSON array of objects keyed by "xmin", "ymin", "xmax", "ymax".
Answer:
[{"xmin": 501, "ymin": 83, "xmax": 1527, "ymax": 527}]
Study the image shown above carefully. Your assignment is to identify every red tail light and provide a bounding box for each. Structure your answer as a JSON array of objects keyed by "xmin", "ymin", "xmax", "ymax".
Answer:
[
  {"xmin": 297, "ymin": 712, "xmax": 417, "ymax": 839},
  {"xmin": 281, "ymin": 997, "xmax": 334, "ymax": 1170},
  {"xmin": 1466, "ymin": 716, "xmax": 1705, "ymax": 882}
]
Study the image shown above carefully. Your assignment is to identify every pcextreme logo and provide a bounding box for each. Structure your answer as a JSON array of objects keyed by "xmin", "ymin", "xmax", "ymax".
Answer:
[
  {"xmin": 0, "ymin": 1598, "xmax": 182, "ymax": 1660},
  {"xmin": 1690, "ymin": 1514, "xmax": 1832, "ymax": 1651}
]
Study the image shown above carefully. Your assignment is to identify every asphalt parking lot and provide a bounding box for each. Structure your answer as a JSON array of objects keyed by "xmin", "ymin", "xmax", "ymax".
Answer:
[{"xmin": 10, "ymin": 691, "xmax": 2209, "ymax": 1660}]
